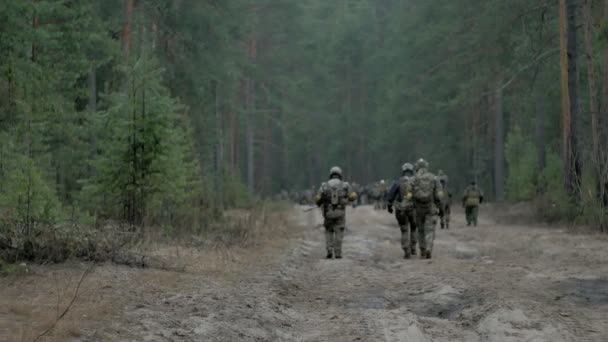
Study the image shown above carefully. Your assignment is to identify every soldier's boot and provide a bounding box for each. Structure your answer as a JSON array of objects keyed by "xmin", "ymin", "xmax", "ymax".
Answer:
[
  {"xmin": 403, "ymin": 249, "xmax": 411, "ymax": 259},
  {"xmin": 411, "ymin": 247, "xmax": 417, "ymax": 256},
  {"xmin": 419, "ymin": 248, "xmax": 427, "ymax": 259},
  {"xmin": 326, "ymin": 250, "xmax": 333, "ymax": 259},
  {"xmin": 440, "ymin": 221, "xmax": 445, "ymax": 229},
  {"xmin": 334, "ymin": 249, "xmax": 342, "ymax": 259},
  {"xmin": 425, "ymin": 249, "xmax": 432, "ymax": 259}
]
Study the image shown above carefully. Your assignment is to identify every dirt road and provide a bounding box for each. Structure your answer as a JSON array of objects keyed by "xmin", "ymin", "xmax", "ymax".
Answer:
[{"xmin": 2, "ymin": 205, "xmax": 608, "ymax": 341}]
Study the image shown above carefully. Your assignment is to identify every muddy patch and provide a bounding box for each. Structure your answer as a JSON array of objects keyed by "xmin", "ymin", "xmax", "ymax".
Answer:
[
  {"xmin": 556, "ymin": 277, "xmax": 608, "ymax": 305},
  {"xmin": 384, "ymin": 285, "xmax": 485, "ymax": 321}
]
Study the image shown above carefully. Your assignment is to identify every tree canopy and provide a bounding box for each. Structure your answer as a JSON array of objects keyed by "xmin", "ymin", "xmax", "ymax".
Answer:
[{"xmin": 1, "ymin": 0, "xmax": 607, "ymax": 231}]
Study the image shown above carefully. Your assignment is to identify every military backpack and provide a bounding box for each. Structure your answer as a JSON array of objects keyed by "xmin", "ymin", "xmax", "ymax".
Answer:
[
  {"xmin": 322, "ymin": 178, "xmax": 349, "ymax": 219},
  {"xmin": 413, "ymin": 171, "xmax": 436, "ymax": 204}
]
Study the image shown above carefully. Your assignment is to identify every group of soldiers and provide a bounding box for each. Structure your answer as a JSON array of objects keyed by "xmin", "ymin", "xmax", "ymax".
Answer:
[{"xmin": 312, "ymin": 160, "xmax": 484, "ymax": 260}]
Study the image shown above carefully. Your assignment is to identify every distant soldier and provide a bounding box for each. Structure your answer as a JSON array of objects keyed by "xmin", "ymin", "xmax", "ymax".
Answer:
[
  {"xmin": 437, "ymin": 170, "xmax": 452, "ymax": 229},
  {"xmin": 372, "ymin": 180, "xmax": 388, "ymax": 210},
  {"xmin": 351, "ymin": 182, "xmax": 362, "ymax": 208},
  {"xmin": 405, "ymin": 159, "xmax": 443, "ymax": 259},
  {"xmin": 315, "ymin": 166, "xmax": 357, "ymax": 259},
  {"xmin": 386, "ymin": 163, "xmax": 418, "ymax": 259},
  {"xmin": 462, "ymin": 181, "xmax": 484, "ymax": 226}
]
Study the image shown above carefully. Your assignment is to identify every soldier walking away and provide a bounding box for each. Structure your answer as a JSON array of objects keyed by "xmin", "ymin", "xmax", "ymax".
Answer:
[
  {"xmin": 405, "ymin": 159, "xmax": 443, "ymax": 259},
  {"xmin": 387, "ymin": 163, "xmax": 418, "ymax": 259},
  {"xmin": 351, "ymin": 182, "xmax": 362, "ymax": 208},
  {"xmin": 437, "ymin": 170, "xmax": 452, "ymax": 229},
  {"xmin": 315, "ymin": 166, "xmax": 357, "ymax": 259},
  {"xmin": 462, "ymin": 181, "xmax": 484, "ymax": 226},
  {"xmin": 372, "ymin": 180, "xmax": 388, "ymax": 210}
]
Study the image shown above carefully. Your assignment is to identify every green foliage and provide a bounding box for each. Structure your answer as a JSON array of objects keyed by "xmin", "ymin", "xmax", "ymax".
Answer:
[
  {"xmin": 537, "ymin": 153, "xmax": 576, "ymax": 222},
  {"xmin": 82, "ymin": 56, "xmax": 201, "ymax": 226},
  {"xmin": 222, "ymin": 168, "xmax": 251, "ymax": 209},
  {"xmin": 0, "ymin": 136, "xmax": 62, "ymax": 233},
  {"xmin": 505, "ymin": 126, "xmax": 536, "ymax": 201}
]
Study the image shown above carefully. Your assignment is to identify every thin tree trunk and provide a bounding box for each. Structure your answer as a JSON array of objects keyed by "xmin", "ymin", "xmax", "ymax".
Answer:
[
  {"xmin": 472, "ymin": 94, "xmax": 481, "ymax": 184},
  {"xmin": 122, "ymin": 0, "xmax": 134, "ymax": 60},
  {"xmin": 246, "ymin": 30, "xmax": 257, "ymax": 196},
  {"xmin": 494, "ymin": 85, "xmax": 504, "ymax": 201},
  {"xmin": 31, "ymin": 1, "xmax": 38, "ymax": 62},
  {"xmin": 560, "ymin": 0, "xmax": 582, "ymax": 199},
  {"xmin": 600, "ymin": 0, "xmax": 608, "ymax": 208},
  {"xmin": 346, "ymin": 60, "xmax": 353, "ymax": 179},
  {"xmin": 583, "ymin": 0, "xmax": 604, "ymax": 203},
  {"xmin": 359, "ymin": 82, "xmax": 366, "ymax": 183},
  {"xmin": 535, "ymin": 88, "xmax": 546, "ymax": 193},
  {"xmin": 215, "ymin": 81, "xmax": 224, "ymax": 208},
  {"xmin": 88, "ymin": 66, "xmax": 97, "ymax": 177}
]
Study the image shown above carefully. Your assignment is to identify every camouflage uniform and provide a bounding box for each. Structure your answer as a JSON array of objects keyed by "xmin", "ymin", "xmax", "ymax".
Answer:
[
  {"xmin": 437, "ymin": 171, "xmax": 452, "ymax": 229},
  {"xmin": 351, "ymin": 182, "xmax": 362, "ymax": 207},
  {"xmin": 372, "ymin": 180, "xmax": 388, "ymax": 210},
  {"xmin": 405, "ymin": 159, "xmax": 443, "ymax": 259},
  {"xmin": 387, "ymin": 163, "xmax": 418, "ymax": 258},
  {"xmin": 462, "ymin": 182, "xmax": 484, "ymax": 226},
  {"xmin": 315, "ymin": 166, "xmax": 356, "ymax": 259}
]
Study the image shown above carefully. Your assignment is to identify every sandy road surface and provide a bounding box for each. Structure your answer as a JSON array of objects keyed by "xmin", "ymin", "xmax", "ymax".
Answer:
[{"xmin": 2, "ymin": 205, "xmax": 608, "ymax": 341}]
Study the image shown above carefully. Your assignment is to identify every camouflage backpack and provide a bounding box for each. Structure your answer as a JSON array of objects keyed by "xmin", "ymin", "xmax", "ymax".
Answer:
[
  {"xmin": 465, "ymin": 187, "xmax": 481, "ymax": 206},
  {"xmin": 323, "ymin": 178, "xmax": 348, "ymax": 219},
  {"xmin": 398, "ymin": 176, "xmax": 415, "ymax": 211},
  {"xmin": 413, "ymin": 171, "xmax": 436, "ymax": 204}
]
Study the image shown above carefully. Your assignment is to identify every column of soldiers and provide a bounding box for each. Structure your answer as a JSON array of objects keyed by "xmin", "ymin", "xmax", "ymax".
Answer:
[{"xmin": 310, "ymin": 160, "xmax": 484, "ymax": 260}]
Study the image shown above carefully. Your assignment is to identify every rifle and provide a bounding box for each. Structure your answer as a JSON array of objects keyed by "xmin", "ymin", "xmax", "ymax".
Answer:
[{"xmin": 302, "ymin": 206, "xmax": 319, "ymax": 212}]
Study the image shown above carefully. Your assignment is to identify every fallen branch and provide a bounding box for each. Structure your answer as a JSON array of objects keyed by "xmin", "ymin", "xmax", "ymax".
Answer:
[{"xmin": 32, "ymin": 263, "xmax": 94, "ymax": 342}]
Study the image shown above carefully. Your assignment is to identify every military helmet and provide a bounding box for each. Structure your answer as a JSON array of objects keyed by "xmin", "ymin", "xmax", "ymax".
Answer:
[
  {"xmin": 437, "ymin": 169, "xmax": 445, "ymax": 176},
  {"xmin": 415, "ymin": 158, "xmax": 429, "ymax": 171},
  {"xmin": 380, "ymin": 179, "xmax": 385, "ymax": 184},
  {"xmin": 401, "ymin": 163, "xmax": 415, "ymax": 172},
  {"xmin": 329, "ymin": 166, "xmax": 343, "ymax": 179}
]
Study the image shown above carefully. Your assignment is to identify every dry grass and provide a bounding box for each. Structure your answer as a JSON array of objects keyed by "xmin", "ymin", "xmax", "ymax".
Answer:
[{"xmin": 0, "ymin": 203, "xmax": 301, "ymax": 341}]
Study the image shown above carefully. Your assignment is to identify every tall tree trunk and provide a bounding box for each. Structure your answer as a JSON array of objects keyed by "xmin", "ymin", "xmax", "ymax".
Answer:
[
  {"xmin": 31, "ymin": 1, "xmax": 38, "ymax": 62},
  {"xmin": 345, "ymin": 60, "xmax": 353, "ymax": 180},
  {"xmin": 600, "ymin": 0, "xmax": 608, "ymax": 208},
  {"xmin": 559, "ymin": 0, "xmax": 582, "ymax": 200},
  {"xmin": 494, "ymin": 85, "xmax": 505, "ymax": 201},
  {"xmin": 471, "ymin": 95, "xmax": 481, "ymax": 184},
  {"xmin": 215, "ymin": 81, "xmax": 224, "ymax": 208},
  {"xmin": 583, "ymin": 0, "xmax": 604, "ymax": 204},
  {"xmin": 122, "ymin": 0, "xmax": 134, "ymax": 60},
  {"xmin": 88, "ymin": 66, "xmax": 97, "ymax": 177},
  {"xmin": 535, "ymin": 88, "xmax": 546, "ymax": 194},
  {"xmin": 230, "ymin": 81, "xmax": 241, "ymax": 173},
  {"xmin": 359, "ymin": 82, "xmax": 367, "ymax": 183},
  {"xmin": 245, "ymin": 27, "xmax": 257, "ymax": 196}
]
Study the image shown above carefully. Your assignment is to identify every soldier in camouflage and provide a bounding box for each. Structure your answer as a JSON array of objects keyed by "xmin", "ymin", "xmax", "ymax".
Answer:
[
  {"xmin": 386, "ymin": 163, "xmax": 418, "ymax": 259},
  {"xmin": 462, "ymin": 181, "xmax": 484, "ymax": 226},
  {"xmin": 372, "ymin": 180, "xmax": 388, "ymax": 210},
  {"xmin": 405, "ymin": 159, "xmax": 443, "ymax": 259},
  {"xmin": 315, "ymin": 166, "xmax": 357, "ymax": 259},
  {"xmin": 437, "ymin": 170, "xmax": 452, "ymax": 229}
]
